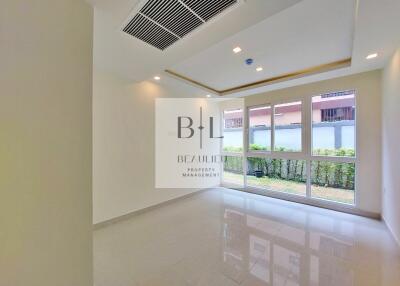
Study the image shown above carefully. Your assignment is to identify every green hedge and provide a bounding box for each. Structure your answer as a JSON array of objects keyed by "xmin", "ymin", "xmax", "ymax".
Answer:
[
  {"xmin": 247, "ymin": 157, "xmax": 307, "ymax": 183},
  {"xmin": 223, "ymin": 144, "xmax": 268, "ymax": 152},
  {"xmin": 311, "ymin": 159, "xmax": 355, "ymax": 190},
  {"xmin": 223, "ymin": 147, "xmax": 355, "ymax": 190},
  {"xmin": 223, "ymin": 156, "xmax": 243, "ymax": 174}
]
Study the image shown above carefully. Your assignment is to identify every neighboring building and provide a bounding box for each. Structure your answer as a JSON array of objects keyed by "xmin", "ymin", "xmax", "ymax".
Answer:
[
  {"xmin": 224, "ymin": 90, "xmax": 355, "ymax": 129},
  {"xmin": 223, "ymin": 91, "xmax": 356, "ymax": 150}
]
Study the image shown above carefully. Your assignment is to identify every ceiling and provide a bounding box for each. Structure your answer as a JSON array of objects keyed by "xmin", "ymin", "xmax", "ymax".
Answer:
[
  {"xmin": 89, "ymin": 0, "xmax": 400, "ymax": 96},
  {"xmin": 89, "ymin": 0, "xmax": 301, "ymax": 81},
  {"xmin": 171, "ymin": 0, "xmax": 355, "ymax": 91}
]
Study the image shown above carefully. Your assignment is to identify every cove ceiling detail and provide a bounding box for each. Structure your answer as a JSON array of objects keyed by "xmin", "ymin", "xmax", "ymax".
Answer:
[{"xmin": 122, "ymin": 0, "xmax": 238, "ymax": 50}]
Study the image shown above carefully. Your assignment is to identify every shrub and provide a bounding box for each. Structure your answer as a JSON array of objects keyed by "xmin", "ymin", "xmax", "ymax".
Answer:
[
  {"xmin": 223, "ymin": 146, "xmax": 243, "ymax": 152},
  {"xmin": 223, "ymin": 146, "xmax": 355, "ymax": 190},
  {"xmin": 223, "ymin": 156, "xmax": 243, "ymax": 174},
  {"xmin": 249, "ymin": 144, "xmax": 269, "ymax": 151}
]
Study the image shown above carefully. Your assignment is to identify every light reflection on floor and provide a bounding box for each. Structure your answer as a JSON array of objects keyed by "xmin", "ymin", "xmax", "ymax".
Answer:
[{"xmin": 94, "ymin": 188, "xmax": 400, "ymax": 286}]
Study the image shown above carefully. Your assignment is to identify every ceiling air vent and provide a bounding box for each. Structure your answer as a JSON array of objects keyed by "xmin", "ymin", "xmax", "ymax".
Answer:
[{"xmin": 122, "ymin": 0, "xmax": 238, "ymax": 51}]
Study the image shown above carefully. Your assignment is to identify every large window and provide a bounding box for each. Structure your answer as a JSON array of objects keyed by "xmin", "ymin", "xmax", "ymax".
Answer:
[
  {"xmin": 311, "ymin": 161, "xmax": 355, "ymax": 204},
  {"xmin": 247, "ymin": 157, "xmax": 306, "ymax": 196},
  {"xmin": 222, "ymin": 156, "xmax": 244, "ymax": 187},
  {"xmin": 311, "ymin": 91, "xmax": 356, "ymax": 204},
  {"xmin": 312, "ymin": 91, "xmax": 355, "ymax": 157},
  {"xmin": 223, "ymin": 109, "xmax": 243, "ymax": 152},
  {"xmin": 274, "ymin": 101, "xmax": 302, "ymax": 152},
  {"xmin": 248, "ymin": 106, "xmax": 271, "ymax": 151},
  {"xmin": 222, "ymin": 108, "xmax": 244, "ymax": 187},
  {"xmin": 245, "ymin": 101, "xmax": 304, "ymax": 197},
  {"xmin": 221, "ymin": 90, "xmax": 357, "ymax": 207}
]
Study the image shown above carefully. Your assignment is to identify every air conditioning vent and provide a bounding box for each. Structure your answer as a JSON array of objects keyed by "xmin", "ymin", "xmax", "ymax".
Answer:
[
  {"xmin": 141, "ymin": 0, "xmax": 203, "ymax": 38},
  {"xmin": 123, "ymin": 14, "xmax": 179, "ymax": 51},
  {"xmin": 122, "ymin": 0, "xmax": 238, "ymax": 50},
  {"xmin": 182, "ymin": 0, "xmax": 238, "ymax": 22}
]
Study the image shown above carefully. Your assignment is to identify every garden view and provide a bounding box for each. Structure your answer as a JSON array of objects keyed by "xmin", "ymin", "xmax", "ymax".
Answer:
[
  {"xmin": 222, "ymin": 92, "xmax": 356, "ymax": 205},
  {"xmin": 223, "ymin": 146, "xmax": 355, "ymax": 204}
]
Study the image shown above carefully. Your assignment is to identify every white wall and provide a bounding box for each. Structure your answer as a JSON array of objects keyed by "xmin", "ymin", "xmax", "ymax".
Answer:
[
  {"xmin": 93, "ymin": 70, "xmax": 201, "ymax": 224},
  {"xmin": 0, "ymin": 1, "xmax": 93, "ymax": 286},
  {"xmin": 382, "ymin": 48, "xmax": 400, "ymax": 246}
]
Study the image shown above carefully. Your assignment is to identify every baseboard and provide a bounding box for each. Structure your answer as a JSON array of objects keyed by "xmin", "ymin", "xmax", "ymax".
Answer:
[
  {"xmin": 382, "ymin": 215, "xmax": 400, "ymax": 249},
  {"xmin": 93, "ymin": 188, "xmax": 211, "ymax": 230}
]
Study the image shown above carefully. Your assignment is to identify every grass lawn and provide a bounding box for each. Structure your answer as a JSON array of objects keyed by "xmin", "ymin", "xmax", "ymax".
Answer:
[{"xmin": 223, "ymin": 171, "xmax": 354, "ymax": 205}]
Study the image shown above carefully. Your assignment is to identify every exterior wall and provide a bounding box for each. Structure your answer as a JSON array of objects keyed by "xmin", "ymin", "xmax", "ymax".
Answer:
[
  {"xmin": 313, "ymin": 109, "xmax": 322, "ymax": 122},
  {"xmin": 247, "ymin": 109, "xmax": 300, "ymax": 126},
  {"xmin": 249, "ymin": 107, "xmax": 347, "ymax": 126},
  {"xmin": 250, "ymin": 113, "xmax": 271, "ymax": 126},
  {"xmin": 227, "ymin": 96, "xmax": 355, "ymax": 150},
  {"xmin": 227, "ymin": 122, "xmax": 354, "ymax": 150},
  {"xmin": 382, "ymin": 48, "xmax": 400, "ymax": 246},
  {"xmin": 251, "ymin": 123, "xmax": 354, "ymax": 149},
  {"xmin": 244, "ymin": 70, "xmax": 382, "ymax": 214},
  {"xmin": 241, "ymin": 96, "xmax": 354, "ymax": 127},
  {"xmin": 275, "ymin": 111, "xmax": 302, "ymax": 126},
  {"xmin": 0, "ymin": 1, "xmax": 93, "ymax": 285}
]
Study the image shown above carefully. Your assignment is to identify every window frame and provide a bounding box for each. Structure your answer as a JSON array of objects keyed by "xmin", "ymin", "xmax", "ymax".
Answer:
[
  {"xmin": 310, "ymin": 90, "xmax": 357, "ymax": 205},
  {"xmin": 272, "ymin": 100, "xmax": 304, "ymax": 154},
  {"xmin": 221, "ymin": 108, "xmax": 244, "ymax": 155},
  {"xmin": 246, "ymin": 100, "xmax": 305, "ymax": 158},
  {"xmin": 311, "ymin": 91, "xmax": 357, "ymax": 159},
  {"xmin": 221, "ymin": 108, "xmax": 245, "ymax": 188},
  {"xmin": 221, "ymin": 90, "xmax": 358, "ymax": 208}
]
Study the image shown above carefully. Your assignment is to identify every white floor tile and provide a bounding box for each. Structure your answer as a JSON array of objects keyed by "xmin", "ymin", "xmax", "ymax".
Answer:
[{"xmin": 94, "ymin": 188, "xmax": 400, "ymax": 286}]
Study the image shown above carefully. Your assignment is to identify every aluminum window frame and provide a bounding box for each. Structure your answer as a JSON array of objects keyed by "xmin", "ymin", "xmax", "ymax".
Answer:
[{"xmin": 221, "ymin": 90, "xmax": 358, "ymax": 210}]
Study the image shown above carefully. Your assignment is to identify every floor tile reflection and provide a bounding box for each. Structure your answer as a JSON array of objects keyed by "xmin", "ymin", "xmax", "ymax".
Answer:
[{"xmin": 94, "ymin": 188, "xmax": 400, "ymax": 286}]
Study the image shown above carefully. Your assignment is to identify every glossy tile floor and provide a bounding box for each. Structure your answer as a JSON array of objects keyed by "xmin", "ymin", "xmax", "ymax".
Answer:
[{"xmin": 94, "ymin": 188, "xmax": 400, "ymax": 286}]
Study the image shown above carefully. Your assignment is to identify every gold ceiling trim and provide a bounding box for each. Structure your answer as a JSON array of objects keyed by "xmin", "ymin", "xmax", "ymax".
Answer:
[
  {"xmin": 165, "ymin": 58, "xmax": 352, "ymax": 96},
  {"xmin": 164, "ymin": 69, "xmax": 220, "ymax": 94}
]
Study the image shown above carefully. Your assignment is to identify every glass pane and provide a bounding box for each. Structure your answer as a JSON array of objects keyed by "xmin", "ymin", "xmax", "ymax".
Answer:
[
  {"xmin": 223, "ymin": 156, "xmax": 244, "ymax": 187},
  {"xmin": 223, "ymin": 109, "xmax": 243, "ymax": 152},
  {"xmin": 249, "ymin": 106, "xmax": 271, "ymax": 151},
  {"xmin": 312, "ymin": 91, "xmax": 355, "ymax": 157},
  {"xmin": 246, "ymin": 157, "xmax": 306, "ymax": 196},
  {"xmin": 274, "ymin": 101, "xmax": 302, "ymax": 152},
  {"xmin": 311, "ymin": 161, "xmax": 355, "ymax": 204}
]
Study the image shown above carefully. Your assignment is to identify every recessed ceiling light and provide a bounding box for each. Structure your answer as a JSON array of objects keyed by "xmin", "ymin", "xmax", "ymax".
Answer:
[
  {"xmin": 154, "ymin": 76, "xmax": 161, "ymax": 80},
  {"xmin": 256, "ymin": 66, "xmax": 263, "ymax": 72},
  {"xmin": 366, "ymin": 53, "xmax": 378, "ymax": 59},
  {"xmin": 206, "ymin": 94, "xmax": 211, "ymax": 98},
  {"xmin": 233, "ymin": 47, "xmax": 242, "ymax": 54}
]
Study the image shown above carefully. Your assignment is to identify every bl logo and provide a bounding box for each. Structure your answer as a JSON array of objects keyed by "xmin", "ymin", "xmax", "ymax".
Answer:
[{"xmin": 177, "ymin": 107, "xmax": 223, "ymax": 149}]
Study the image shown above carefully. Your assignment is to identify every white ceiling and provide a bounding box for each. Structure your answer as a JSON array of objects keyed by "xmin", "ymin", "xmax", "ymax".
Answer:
[
  {"xmin": 171, "ymin": 0, "xmax": 355, "ymax": 90},
  {"xmin": 89, "ymin": 0, "xmax": 302, "ymax": 81},
  {"xmin": 89, "ymin": 0, "xmax": 400, "ymax": 96},
  {"xmin": 351, "ymin": 0, "xmax": 400, "ymax": 72}
]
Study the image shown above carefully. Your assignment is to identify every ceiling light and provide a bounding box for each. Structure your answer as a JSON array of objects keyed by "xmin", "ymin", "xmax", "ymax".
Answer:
[
  {"xmin": 366, "ymin": 53, "xmax": 378, "ymax": 59},
  {"xmin": 206, "ymin": 94, "xmax": 211, "ymax": 98},
  {"xmin": 233, "ymin": 47, "xmax": 242, "ymax": 54},
  {"xmin": 154, "ymin": 76, "xmax": 161, "ymax": 80},
  {"xmin": 256, "ymin": 66, "xmax": 263, "ymax": 72}
]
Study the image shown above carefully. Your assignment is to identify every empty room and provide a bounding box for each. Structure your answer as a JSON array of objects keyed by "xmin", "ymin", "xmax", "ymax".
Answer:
[{"xmin": 1, "ymin": 0, "xmax": 400, "ymax": 285}]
